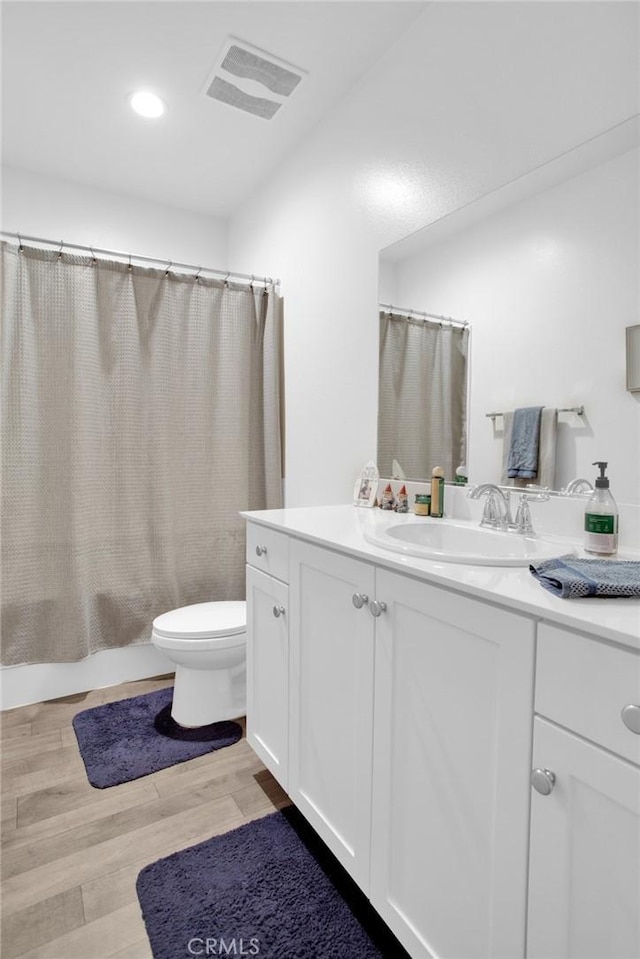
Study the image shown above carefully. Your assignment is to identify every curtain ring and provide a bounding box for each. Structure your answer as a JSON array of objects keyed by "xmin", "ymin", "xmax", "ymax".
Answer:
[
  {"xmin": 17, "ymin": 232, "xmax": 24, "ymax": 253},
  {"xmin": 57, "ymin": 240, "xmax": 64, "ymax": 260},
  {"xmin": 250, "ymin": 274, "xmax": 255, "ymax": 291},
  {"xmin": 223, "ymin": 271, "xmax": 230, "ymax": 288},
  {"xmin": 164, "ymin": 260, "xmax": 172, "ymax": 277},
  {"xmin": 128, "ymin": 253, "xmax": 132, "ymax": 273},
  {"xmin": 90, "ymin": 246, "xmax": 97, "ymax": 266},
  {"xmin": 194, "ymin": 266, "xmax": 202, "ymax": 283}
]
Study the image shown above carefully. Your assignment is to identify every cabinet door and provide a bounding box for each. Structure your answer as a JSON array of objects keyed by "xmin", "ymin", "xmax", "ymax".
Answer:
[
  {"xmin": 289, "ymin": 540, "xmax": 376, "ymax": 892},
  {"xmin": 246, "ymin": 565, "xmax": 289, "ymax": 790},
  {"xmin": 371, "ymin": 569, "xmax": 535, "ymax": 959},
  {"xmin": 528, "ymin": 717, "xmax": 640, "ymax": 959}
]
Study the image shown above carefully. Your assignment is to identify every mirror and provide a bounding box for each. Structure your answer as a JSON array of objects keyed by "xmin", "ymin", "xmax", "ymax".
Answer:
[
  {"xmin": 377, "ymin": 309, "xmax": 469, "ymax": 482},
  {"xmin": 626, "ymin": 325, "xmax": 640, "ymax": 393},
  {"xmin": 378, "ymin": 118, "xmax": 640, "ymax": 503}
]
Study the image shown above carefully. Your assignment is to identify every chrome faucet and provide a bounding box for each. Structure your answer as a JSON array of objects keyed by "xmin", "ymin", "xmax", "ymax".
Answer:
[
  {"xmin": 469, "ymin": 483, "xmax": 551, "ymax": 534},
  {"xmin": 468, "ymin": 484, "xmax": 514, "ymax": 531},
  {"xmin": 561, "ymin": 477, "xmax": 594, "ymax": 495}
]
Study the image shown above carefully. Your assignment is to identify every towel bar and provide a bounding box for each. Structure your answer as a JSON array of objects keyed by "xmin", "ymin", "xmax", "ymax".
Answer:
[{"xmin": 486, "ymin": 406, "xmax": 584, "ymax": 422}]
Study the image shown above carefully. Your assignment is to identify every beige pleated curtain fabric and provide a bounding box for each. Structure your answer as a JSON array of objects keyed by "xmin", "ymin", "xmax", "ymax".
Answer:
[
  {"xmin": 378, "ymin": 311, "xmax": 468, "ymax": 480},
  {"xmin": 1, "ymin": 243, "xmax": 283, "ymax": 665}
]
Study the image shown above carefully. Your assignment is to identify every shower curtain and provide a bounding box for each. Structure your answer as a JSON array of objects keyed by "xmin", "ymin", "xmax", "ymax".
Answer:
[
  {"xmin": 1, "ymin": 243, "xmax": 283, "ymax": 666},
  {"xmin": 378, "ymin": 311, "xmax": 468, "ymax": 480}
]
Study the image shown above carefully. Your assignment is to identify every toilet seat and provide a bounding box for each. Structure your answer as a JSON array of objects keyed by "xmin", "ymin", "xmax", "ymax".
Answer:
[{"xmin": 152, "ymin": 601, "xmax": 246, "ymax": 651}]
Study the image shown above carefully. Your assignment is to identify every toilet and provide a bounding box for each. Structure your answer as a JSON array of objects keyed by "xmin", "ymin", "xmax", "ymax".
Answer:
[{"xmin": 151, "ymin": 601, "xmax": 246, "ymax": 728}]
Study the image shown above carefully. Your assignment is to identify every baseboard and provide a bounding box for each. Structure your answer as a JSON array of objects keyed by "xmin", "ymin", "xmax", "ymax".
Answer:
[{"xmin": 0, "ymin": 643, "xmax": 172, "ymax": 710}]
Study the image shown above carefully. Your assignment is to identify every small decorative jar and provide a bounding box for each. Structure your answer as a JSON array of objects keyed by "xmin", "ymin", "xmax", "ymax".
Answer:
[{"xmin": 414, "ymin": 493, "xmax": 431, "ymax": 516}]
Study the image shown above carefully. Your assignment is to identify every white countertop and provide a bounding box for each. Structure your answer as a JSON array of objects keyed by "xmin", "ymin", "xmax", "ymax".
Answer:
[{"xmin": 243, "ymin": 504, "xmax": 640, "ymax": 650}]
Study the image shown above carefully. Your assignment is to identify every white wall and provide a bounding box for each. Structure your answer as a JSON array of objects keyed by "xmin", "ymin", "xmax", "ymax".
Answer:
[
  {"xmin": 1, "ymin": 166, "xmax": 228, "ymax": 268},
  {"xmin": 228, "ymin": 1, "xmax": 639, "ymax": 507},
  {"xmin": 390, "ymin": 149, "xmax": 639, "ymax": 503}
]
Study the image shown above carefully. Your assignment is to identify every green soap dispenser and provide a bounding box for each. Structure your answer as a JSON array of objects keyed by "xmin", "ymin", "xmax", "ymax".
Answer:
[{"xmin": 584, "ymin": 462, "xmax": 618, "ymax": 556}]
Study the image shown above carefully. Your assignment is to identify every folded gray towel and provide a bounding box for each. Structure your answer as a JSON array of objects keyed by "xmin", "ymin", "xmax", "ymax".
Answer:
[
  {"xmin": 530, "ymin": 555, "xmax": 640, "ymax": 598},
  {"xmin": 507, "ymin": 406, "xmax": 543, "ymax": 479}
]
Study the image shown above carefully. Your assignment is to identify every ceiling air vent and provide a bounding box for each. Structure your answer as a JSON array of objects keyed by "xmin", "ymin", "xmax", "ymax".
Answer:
[{"xmin": 204, "ymin": 37, "xmax": 306, "ymax": 120}]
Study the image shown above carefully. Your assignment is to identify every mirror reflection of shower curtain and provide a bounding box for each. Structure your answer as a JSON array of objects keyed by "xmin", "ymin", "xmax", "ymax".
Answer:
[
  {"xmin": 377, "ymin": 311, "xmax": 468, "ymax": 480},
  {"xmin": 1, "ymin": 243, "xmax": 283, "ymax": 666}
]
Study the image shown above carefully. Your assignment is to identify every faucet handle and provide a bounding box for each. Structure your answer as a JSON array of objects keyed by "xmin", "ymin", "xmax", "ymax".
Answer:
[
  {"xmin": 480, "ymin": 490, "xmax": 503, "ymax": 529},
  {"xmin": 515, "ymin": 495, "xmax": 534, "ymax": 534},
  {"xmin": 515, "ymin": 489, "xmax": 551, "ymax": 534},
  {"xmin": 522, "ymin": 491, "xmax": 551, "ymax": 503}
]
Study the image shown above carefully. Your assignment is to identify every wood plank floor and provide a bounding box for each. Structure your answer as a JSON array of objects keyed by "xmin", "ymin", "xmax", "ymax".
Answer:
[{"xmin": 0, "ymin": 675, "xmax": 290, "ymax": 959}]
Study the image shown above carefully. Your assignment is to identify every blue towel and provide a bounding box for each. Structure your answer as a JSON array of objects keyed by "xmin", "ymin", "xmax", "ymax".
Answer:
[
  {"xmin": 530, "ymin": 555, "xmax": 640, "ymax": 598},
  {"xmin": 507, "ymin": 406, "xmax": 542, "ymax": 479}
]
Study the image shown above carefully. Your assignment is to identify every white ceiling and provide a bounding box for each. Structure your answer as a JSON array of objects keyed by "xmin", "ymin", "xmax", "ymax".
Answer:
[{"xmin": 1, "ymin": 1, "xmax": 426, "ymax": 217}]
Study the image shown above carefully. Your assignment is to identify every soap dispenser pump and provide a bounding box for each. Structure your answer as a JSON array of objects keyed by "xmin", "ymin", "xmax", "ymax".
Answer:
[{"xmin": 584, "ymin": 461, "xmax": 618, "ymax": 556}]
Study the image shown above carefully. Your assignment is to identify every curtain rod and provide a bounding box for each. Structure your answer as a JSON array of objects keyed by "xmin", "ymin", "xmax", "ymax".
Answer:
[
  {"xmin": 0, "ymin": 232, "xmax": 281, "ymax": 289},
  {"xmin": 379, "ymin": 302, "xmax": 468, "ymax": 329}
]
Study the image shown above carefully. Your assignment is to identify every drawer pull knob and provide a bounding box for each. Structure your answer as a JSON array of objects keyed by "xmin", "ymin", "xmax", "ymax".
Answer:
[
  {"xmin": 352, "ymin": 593, "xmax": 369, "ymax": 609},
  {"xmin": 273, "ymin": 605, "xmax": 285, "ymax": 618},
  {"xmin": 531, "ymin": 768, "xmax": 556, "ymax": 796},
  {"xmin": 621, "ymin": 704, "xmax": 640, "ymax": 735},
  {"xmin": 369, "ymin": 600, "xmax": 387, "ymax": 618},
  {"xmin": 255, "ymin": 545, "xmax": 268, "ymax": 557}
]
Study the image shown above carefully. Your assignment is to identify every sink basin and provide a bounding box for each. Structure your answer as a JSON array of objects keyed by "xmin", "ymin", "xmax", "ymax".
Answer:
[{"xmin": 363, "ymin": 518, "xmax": 573, "ymax": 567}]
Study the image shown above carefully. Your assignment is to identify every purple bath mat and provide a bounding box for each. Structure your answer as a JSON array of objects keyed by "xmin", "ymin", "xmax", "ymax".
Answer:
[
  {"xmin": 72, "ymin": 686, "xmax": 242, "ymax": 788},
  {"xmin": 137, "ymin": 807, "xmax": 410, "ymax": 959}
]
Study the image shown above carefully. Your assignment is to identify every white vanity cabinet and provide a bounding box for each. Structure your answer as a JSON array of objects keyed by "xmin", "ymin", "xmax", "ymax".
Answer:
[
  {"xmin": 288, "ymin": 539, "xmax": 376, "ymax": 892},
  {"xmin": 527, "ymin": 624, "xmax": 640, "ymax": 959},
  {"xmin": 244, "ymin": 510, "xmax": 640, "ymax": 959},
  {"xmin": 370, "ymin": 568, "xmax": 535, "ymax": 959},
  {"xmin": 245, "ymin": 527, "xmax": 290, "ymax": 789},
  {"xmin": 287, "ymin": 537, "xmax": 535, "ymax": 955}
]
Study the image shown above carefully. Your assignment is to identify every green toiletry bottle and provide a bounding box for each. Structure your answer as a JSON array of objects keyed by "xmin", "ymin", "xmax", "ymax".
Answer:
[{"xmin": 584, "ymin": 461, "xmax": 618, "ymax": 556}]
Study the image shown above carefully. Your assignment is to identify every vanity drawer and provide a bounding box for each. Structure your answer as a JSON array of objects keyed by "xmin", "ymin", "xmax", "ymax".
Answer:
[
  {"xmin": 536, "ymin": 623, "xmax": 640, "ymax": 766},
  {"xmin": 246, "ymin": 523, "xmax": 290, "ymax": 583}
]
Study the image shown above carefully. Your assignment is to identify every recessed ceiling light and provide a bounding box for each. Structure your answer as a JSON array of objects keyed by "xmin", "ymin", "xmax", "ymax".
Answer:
[{"xmin": 130, "ymin": 91, "xmax": 166, "ymax": 119}]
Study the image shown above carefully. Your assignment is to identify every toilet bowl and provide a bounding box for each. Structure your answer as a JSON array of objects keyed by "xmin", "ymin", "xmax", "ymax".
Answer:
[{"xmin": 151, "ymin": 601, "xmax": 246, "ymax": 728}]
